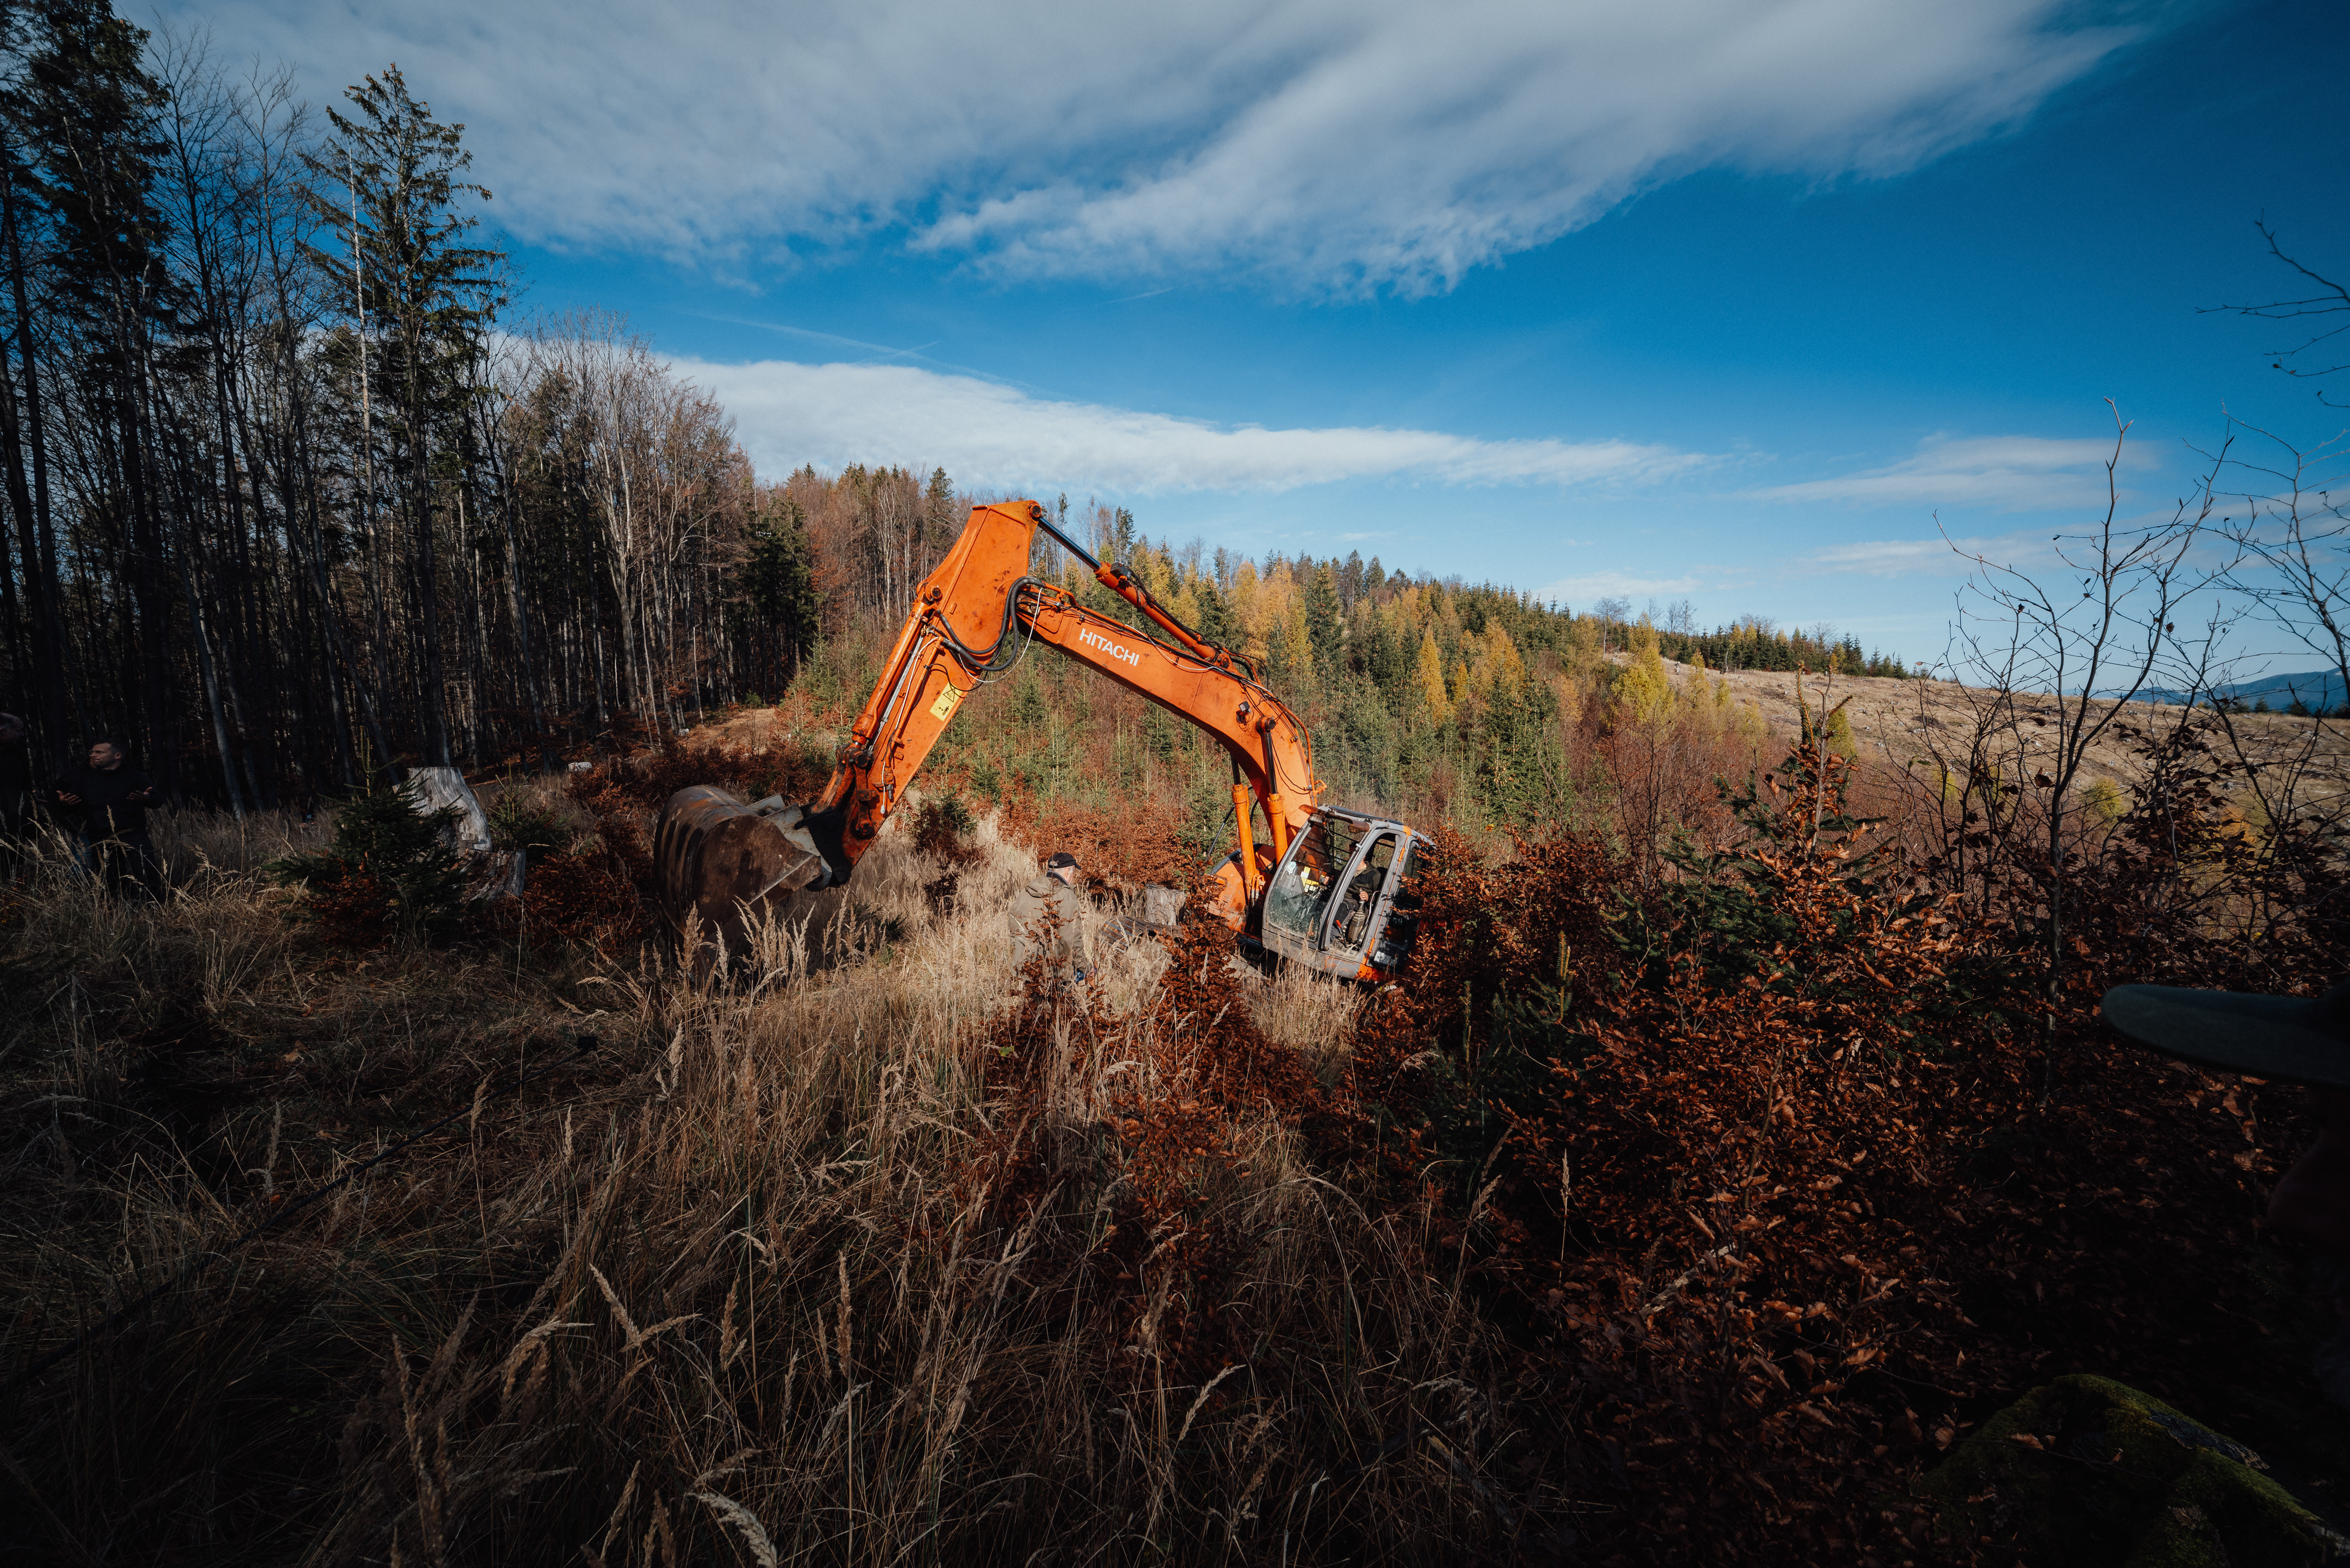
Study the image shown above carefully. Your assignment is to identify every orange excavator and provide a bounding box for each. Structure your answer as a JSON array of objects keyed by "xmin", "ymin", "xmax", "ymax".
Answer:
[{"xmin": 654, "ymin": 500, "xmax": 1430, "ymax": 981}]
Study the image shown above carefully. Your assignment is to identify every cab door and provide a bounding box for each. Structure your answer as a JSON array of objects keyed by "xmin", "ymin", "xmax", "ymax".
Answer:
[
  {"xmin": 1320, "ymin": 830, "xmax": 1421, "ymax": 981},
  {"xmin": 1362, "ymin": 835, "xmax": 1426, "ymax": 979}
]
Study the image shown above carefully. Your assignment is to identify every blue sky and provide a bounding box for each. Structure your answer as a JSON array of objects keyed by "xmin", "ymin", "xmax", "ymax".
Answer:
[{"xmin": 163, "ymin": 0, "xmax": 2350, "ymax": 667}]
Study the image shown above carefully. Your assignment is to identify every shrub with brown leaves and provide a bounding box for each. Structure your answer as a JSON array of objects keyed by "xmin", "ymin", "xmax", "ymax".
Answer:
[
  {"xmin": 997, "ymin": 793, "xmax": 1197, "ymax": 888},
  {"xmin": 964, "ymin": 898, "xmax": 1352, "ymax": 1387},
  {"xmin": 1340, "ymin": 737, "xmax": 2339, "ymax": 1561}
]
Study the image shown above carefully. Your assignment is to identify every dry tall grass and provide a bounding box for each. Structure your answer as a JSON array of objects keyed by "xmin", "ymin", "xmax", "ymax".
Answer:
[{"xmin": 0, "ymin": 805, "xmax": 1520, "ymax": 1566}]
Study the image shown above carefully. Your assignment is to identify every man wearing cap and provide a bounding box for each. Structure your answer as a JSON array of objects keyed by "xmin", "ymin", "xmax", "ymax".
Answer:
[
  {"xmin": 2104, "ymin": 980, "xmax": 2350, "ymax": 1261},
  {"xmin": 1010, "ymin": 850, "xmax": 1089, "ymax": 983}
]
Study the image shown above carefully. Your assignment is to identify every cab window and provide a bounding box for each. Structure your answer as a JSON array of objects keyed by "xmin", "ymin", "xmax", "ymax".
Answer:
[
  {"xmin": 1329, "ymin": 833, "xmax": 1398, "ymax": 953},
  {"xmin": 1264, "ymin": 816, "xmax": 1364, "ymax": 943},
  {"xmin": 1393, "ymin": 840, "xmax": 1424, "ymax": 907}
]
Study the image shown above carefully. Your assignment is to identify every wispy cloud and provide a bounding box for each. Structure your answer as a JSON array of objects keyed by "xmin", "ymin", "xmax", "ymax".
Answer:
[
  {"xmin": 1537, "ymin": 569, "xmax": 1707, "ymax": 605},
  {"xmin": 1802, "ymin": 529, "xmax": 2062, "ymax": 578},
  {"xmin": 672, "ymin": 357, "xmax": 1700, "ymax": 495},
  {"xmin": 1748, "ymin": 434, "xmax": 2131, "ymax": 512},
  {"xmin": 165, "ymin": 0, "xmax": 2143, "ymax": 293}
]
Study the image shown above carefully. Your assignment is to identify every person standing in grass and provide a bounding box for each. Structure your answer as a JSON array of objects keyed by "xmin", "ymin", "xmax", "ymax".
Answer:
[
  {"xmin": 53, "ymin": 737, "xmax": 163, "ymax": 898},
  {"xmin": 1010, "ymin": 850, "xmax": 1089, "ymax": 984}
]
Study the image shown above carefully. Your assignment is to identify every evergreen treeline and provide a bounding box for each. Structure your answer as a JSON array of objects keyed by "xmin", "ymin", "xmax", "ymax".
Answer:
[
  {"xmin": 1655, "ymin": 618, "xmax": 1907, "ymax": 678},
  {"xmin": 0, "ymin": 6, "xmax": 833, "ymax": 809}
]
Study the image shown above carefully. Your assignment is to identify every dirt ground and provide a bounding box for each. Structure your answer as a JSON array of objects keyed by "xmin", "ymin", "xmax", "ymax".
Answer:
[{"xmin": 1680, "ymin": 658, "xmax": 2350, "ymax": 795}]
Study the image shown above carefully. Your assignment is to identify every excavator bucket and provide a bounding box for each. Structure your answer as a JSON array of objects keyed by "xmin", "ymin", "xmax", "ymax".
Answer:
[{"xmin": 653, "ymin": 786, "xmax": 831, "ymax": 947}]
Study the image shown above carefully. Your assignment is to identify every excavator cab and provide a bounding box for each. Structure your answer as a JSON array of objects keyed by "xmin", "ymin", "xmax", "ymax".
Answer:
[{"xmin": 1256, "ymin": 807, "xmax": 1426, "ymax": 982}]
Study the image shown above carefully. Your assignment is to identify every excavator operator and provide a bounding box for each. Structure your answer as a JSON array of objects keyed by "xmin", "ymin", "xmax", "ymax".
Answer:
[{"xmin": 1336, "ymin": 836, "xmax": 1399, "ymax": 948}]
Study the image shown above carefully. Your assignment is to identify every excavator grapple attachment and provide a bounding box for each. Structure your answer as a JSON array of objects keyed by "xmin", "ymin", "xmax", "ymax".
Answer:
[{"xmin": 654, "ymin": 786, "xmax": 830, "ymax": 943}]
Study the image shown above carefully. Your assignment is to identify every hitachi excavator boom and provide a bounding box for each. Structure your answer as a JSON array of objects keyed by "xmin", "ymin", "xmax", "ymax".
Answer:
[{"xmin": 656, "ymin": 500, "xmax": 1430, "ymax": 981}]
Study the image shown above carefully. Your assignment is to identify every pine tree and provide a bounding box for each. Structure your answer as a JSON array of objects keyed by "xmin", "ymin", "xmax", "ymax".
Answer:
[
  {"xmin": 302, "ymin": 65, "xmax": 504, "ymax": 766},
  {"xmin": 1303, "ymin": 561, "xmax": 1342, "ymax": 674},
  {"xmin": 15, "ymin": 2, "xmax": 175, "ymax": 335},
  {"xmin": 925, "ymin": 465, "xmax": 955, "ymax": 551},
  {"xmin": 1191, "ymin": 574, "xmax": 1238, "ymax": 650},
  {"xmin": 269, "ymin": 772, "xmax": 470, "ymax": 946},
  {"xmin": 13, "ymin": 0, "xmax": 179, "ymax": 788},
  {"xmin": 733, "ymin": 497, "xmax": 817, "ymax": 699}
]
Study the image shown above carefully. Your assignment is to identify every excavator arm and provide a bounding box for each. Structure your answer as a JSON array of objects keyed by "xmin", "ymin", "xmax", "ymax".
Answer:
[
  {"xmin": 796, "ymin": 500, "xmax": 1319, "ymax": 923},
  {"xmin": 654, "ymin": 500, "xmax": 1325, "ymax": 939}
]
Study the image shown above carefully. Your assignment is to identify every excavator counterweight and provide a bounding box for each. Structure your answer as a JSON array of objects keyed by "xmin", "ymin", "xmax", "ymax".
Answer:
[{"xmin": 654, "ymin": 500, "xmax": 1430, "ymax": 980}]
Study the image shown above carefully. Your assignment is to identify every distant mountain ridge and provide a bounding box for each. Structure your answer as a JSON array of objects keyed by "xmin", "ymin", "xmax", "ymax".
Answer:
[{"xmin": 2135, "ymin": 668, "xmax": 2346, "ymax": 711}]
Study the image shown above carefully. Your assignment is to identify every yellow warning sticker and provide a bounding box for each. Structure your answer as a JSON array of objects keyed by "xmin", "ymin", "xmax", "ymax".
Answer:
[{"xmin": 928, "ymin": 683, "xmax": 964, "ymax": 721}]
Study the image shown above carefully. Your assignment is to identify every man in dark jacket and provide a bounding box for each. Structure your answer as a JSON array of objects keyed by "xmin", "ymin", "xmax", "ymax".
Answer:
[{"xmin": 55, "ymin": 737, "xmax": 163, "ymax": 897}]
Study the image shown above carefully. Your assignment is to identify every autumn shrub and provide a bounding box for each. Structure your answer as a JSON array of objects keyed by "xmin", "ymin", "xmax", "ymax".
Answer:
[
  {"xmin": 997, "ymin": 790, "xmax": 1195, "ymax": 886},
  {"xmin": 910, "ymin": 791, "xmax": 978, "ymax": 863},
  {"xmin": 969, "ymin": 890, "xmax": 1367, "ymax": 1385},
  {"xmin": 512, "ymin": 845, "xmax": 642, "ymax": 950},
  {"xmin": 2026, "ymin": 711, "xmax": 2350, "ymax": 1001},
  {"xmin": 1341, "ymin": 735, "xmax": 2340, "ymax": 1560}
]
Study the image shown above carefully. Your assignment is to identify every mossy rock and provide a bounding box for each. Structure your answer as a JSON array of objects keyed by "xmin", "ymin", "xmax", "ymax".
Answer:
[{"xmin": 1921, "ymin": 1373, "xmax": 2347, "ymax": 1564}]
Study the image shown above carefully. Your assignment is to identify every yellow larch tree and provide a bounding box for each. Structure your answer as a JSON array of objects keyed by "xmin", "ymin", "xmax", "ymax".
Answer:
[{"xmin": 1416, "ymin": 629, "xmax": 1451, "ymax": 723}]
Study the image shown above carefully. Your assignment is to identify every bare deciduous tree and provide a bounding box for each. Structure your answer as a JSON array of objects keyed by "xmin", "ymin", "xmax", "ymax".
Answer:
[{"xmin": 1918, "ymin": 406, "xmax": 2227, "ymax": 1060}]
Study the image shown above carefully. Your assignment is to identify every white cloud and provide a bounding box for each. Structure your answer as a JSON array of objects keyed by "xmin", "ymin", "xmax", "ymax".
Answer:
[
  {"xmin": 1803, "ymin": 529, "xmax": 2060, "ymax": 578},
  {"xmin": 1748, "ymin": 433, "xmax": 2132, "ymax": 512},
  {"xmin": 159, "ymin": 0, "xmax": 2140, "ymax": 293},
  {"xmin": 1537, "ymin": 569, "xmax": 1706, "ymax": 605},
  {"xmin": 672, "ymin": 356, "xmax": 1698, "ymax": 495},
  {"xmin": 1804, "ymin": 503, "xmax": 2212, "ymax": 578}
]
